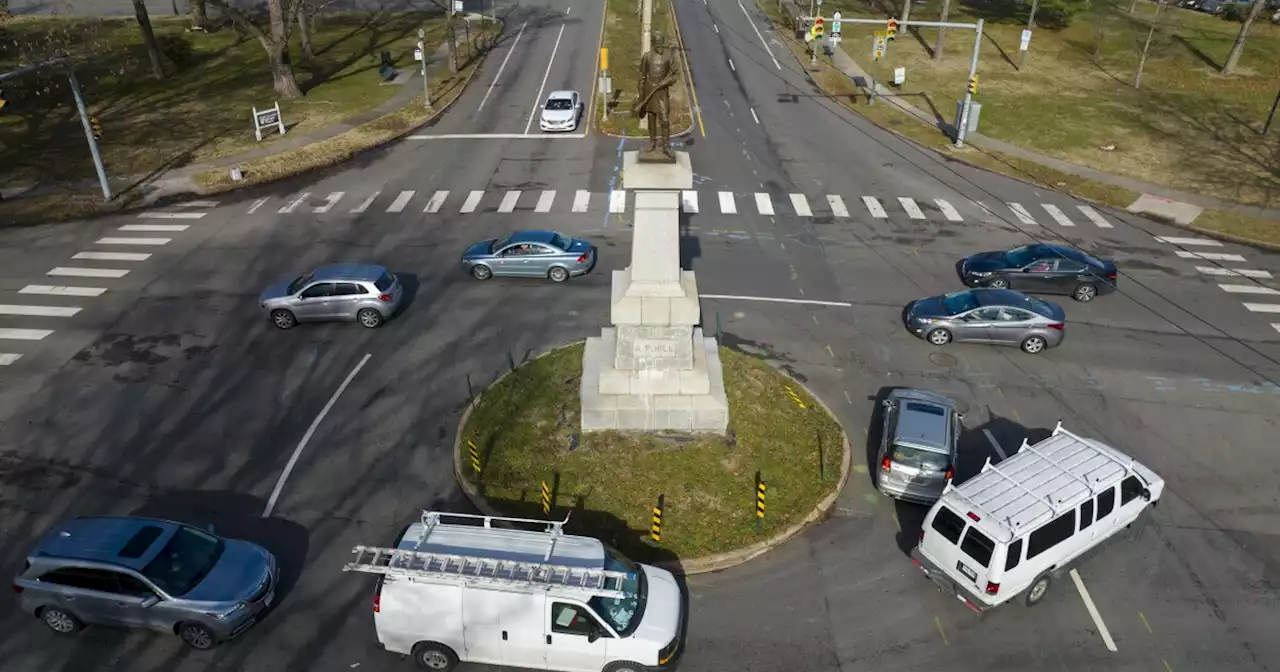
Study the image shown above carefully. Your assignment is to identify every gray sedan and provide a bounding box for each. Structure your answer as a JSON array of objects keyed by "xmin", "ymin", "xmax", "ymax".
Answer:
[
  {"xmin": 461, "ymin": 230, "xmax": 596, "ymax": 282},
  {"xmin": 903, "ymin": 288, "xmax": 1066, "ymax": 354}
]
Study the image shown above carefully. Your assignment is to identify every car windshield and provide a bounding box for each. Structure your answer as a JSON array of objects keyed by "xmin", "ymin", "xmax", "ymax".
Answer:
[
  {"xmin": 287, "ymin": 273, "xmax": 313, "ymax": 294},
  {"xmin": 489, "ymin": 237, "xmax": 509, "ymax": 254},
  {"xmin": 140, "ymin": 526, "xmax": 225, "ymax": 596},
  {"xmin": 941, "ymin": 291, "xmax": 979, "ymax": 315},
  {"xmin": 551, "ymin": 233, "xmax": 573, "ymax": 251},
  {"xmin": 374, "ymin": 273, "xmax": 394, "ymax": 292},
  {"xmin": 892, "ymin": 444, "xmax": 949, "ymax": 471},
  {"xmin": 1005, "ymin": 245, "xmax": 1037, "ymax": 267},
  {"xmin": 587, "ymin": 547, "xmax": 646, "ymax": 636},
  {"xmin": 546, "ymin": 98, "xmax": 573, "ymax": 111}
]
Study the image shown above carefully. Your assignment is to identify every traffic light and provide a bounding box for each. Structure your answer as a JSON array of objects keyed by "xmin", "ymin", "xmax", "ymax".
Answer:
[
  {"xmin": 886, "ymin": 18, "xmax": 898, "ymax": 41},
  {"xmin": 0, "ymin": 88, "xmax": 7, "ymax": 112},
  {"xmin": 813, "ymin": 17, "xmax": 825, "ymax": 40},
  {"xmin": 90, "ymin": 116, "xmax": 102, "ymax": 140},
  {"xmin": 967, "ymin": 75, "xmax": 979, "ymax": 95}
]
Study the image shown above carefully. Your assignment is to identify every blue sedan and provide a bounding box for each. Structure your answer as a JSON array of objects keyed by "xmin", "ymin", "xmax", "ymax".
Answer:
[{"xmin": 461, "ymin": 230, "xmax": 596, "ymax": 283}]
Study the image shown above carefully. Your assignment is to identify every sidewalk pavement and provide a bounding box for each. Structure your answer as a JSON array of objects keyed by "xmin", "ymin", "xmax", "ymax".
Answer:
[{"xmin": 826, "ymin": 44, "xmax": 1280, "ymax": 223}]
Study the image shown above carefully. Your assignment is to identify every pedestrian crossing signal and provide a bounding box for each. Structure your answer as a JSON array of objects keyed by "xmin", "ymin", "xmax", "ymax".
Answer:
[
  {"xmin": 886, "ymin": 18, "xmax": 898, "ymax": 41},
  {"xmin": 812, "ymin": 17, "xmax": 825, "ymax": 40},
  {"xmin": 90, "ymin": 116, "xmax": 102, "ymax": 140},
  {"xmin": 967, "ymin": 75, "xmax": 979, "ymax": 95}
]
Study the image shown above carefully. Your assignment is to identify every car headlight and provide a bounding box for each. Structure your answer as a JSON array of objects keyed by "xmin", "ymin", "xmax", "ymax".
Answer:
[
  {"xmin": 968, "ymin": 271, "xmax": 992, "ymax": 278},
  {"xmin": 209, "ymin": 603, "xmax": 246, "ymax": 620},
  {"xmin": 915, "ymin": 317, "xmax": 937, "ymax": 324}
]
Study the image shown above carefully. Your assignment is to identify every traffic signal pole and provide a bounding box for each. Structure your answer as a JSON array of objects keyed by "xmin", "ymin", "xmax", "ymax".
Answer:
[{"xmin": 955, "ymin": 19, "xmax": 984, "ymax": 149}]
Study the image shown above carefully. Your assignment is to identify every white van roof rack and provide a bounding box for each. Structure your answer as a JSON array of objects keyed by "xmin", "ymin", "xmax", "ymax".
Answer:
[{"xmin": 343, "ymin": 511, "xmax": 633, "ymax": 598}]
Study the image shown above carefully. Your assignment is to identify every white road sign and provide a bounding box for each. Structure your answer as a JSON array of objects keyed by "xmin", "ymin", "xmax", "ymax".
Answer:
[
  {"xmin": 873, "ymin": 36, "xmax": 886, "ymax": 60},
  {"xmin": 1020, "ymin": 29, "xmax": 1032, "ymax": 51},
  {"xmin": 894, "ymin": 67, "xmax": 905, "ymax": 85}
]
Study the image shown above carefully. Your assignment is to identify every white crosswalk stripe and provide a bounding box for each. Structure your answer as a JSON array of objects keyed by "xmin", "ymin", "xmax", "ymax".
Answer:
[
  {"xmin": 862, "ymin": 196, "xmax": 886, "ymax": 219},
  {"xmin": 461, "ymin": 191, "xmax": 484, "ymax": 213},
  {"xmin": 138, "ymin": 211, "xmax": 205, "ymax": 219},
  {"xmin": 248, "ymin": 198, "xmax": 269, "ymax": 214},
  {"xmin": 755, "ymin": 193, "xmax": 774, "ymax": 216},
  {"xmin": 1007, "ymin": 203, "xmax": 1039, "ymax": 226},
  {"xmin": 48, "ymin": 267, "xmax": 128, "ymax": 278},
  {"xmin": 0, "ymin": 305, "xmax": 81, "ymax": 317},
  {"xmin": 1243, "ymin": 303, "xmax": 1280, "ymax": 313},
  {"xmin": 1175, "ymin": 251, "xmax": 1246, "ymax": 262},
  {"xmin": 0, "ymin": 354, "xmax": 21, "ymax": 366},
  {"xmin": 20, "ymin": 285, "xmax": 107, "ymax": 297},
  {"xmin": 424, "ymin": 190, "xmax": 449, "ymax": 213},
  {"xmin": 175, "ymin": 200, "xmax": 218, "ymax": 208},
  {"xmin": 73, "ymin": 252, "xmax": 150, "ymax": 262},
  {"xmin": 96, "ymin": 237, "xmax": 170, "ymax": 246},
  {"xmin": 120, "ymin": 224, "xmax": 189, "ymax": 232},
  {"xmin": 827, "ymin": 195, "xmax": 849, "ymax": 218},
  {"xmin": 278, "ymin": 193, "xmax": 309, "ymax": 214},
  {"xmin": 681, "ymin": 190, "xmax": 699, "ymax": 213},
  {"xmin": 387, "ymin": 190, "xmax": 415, "ymax": 213},
  {"xmin": 718, "ymin": 191, "xmax": 736, "ymax": 214},
  {"xmin": 351, "ymin": 192, "xmax": 379, "ymax": 213},
  {"xmin": 898, "ymin": 197, "xmax": 925, "ymax": 220},
  {"xmin": 609, "ymin": 190, "xmax": 626, "ymax": 214},
  {"xmin": 535, "ymin": 190, "xmax": 556, "ymax": 213},
  {"xmin": 790, "ymin": 193, "xmax": 812, "ymax": 217},
  {"xmin": 934, "ymin": 199, "xmax": 963, "ymax": 222},
  {"xmin": 1156, "ymin": 236, "xmax": 1222, "ymax": 246},
  {"xmin": 1273, "ymin": 323, "xmax": 1280, "ymax": 333},
  {"xmin": 1077, "ymin": 205, "xmax": 1114, "ymax": 228},
  {"xmin": 498, "ymin": 190, "xmax": 521, "ymax": 213},
  {"xmin": 1219, "ymin": 284, "xmax": 1280, "ymax": 295},
  {"xmin": 1195, "ymin": 266, "xmax": 1272, "ymax": 279},
  {"xmin": 573, "ymin": 190, "xmax": 591, "ymax": 212},
  {"xmin": 0, "ymin": 328, "xmax": 53, "ymax": 340},
  {"xmin": 1042, "ymin": 204, "xmax": 1076, "ymax": 227},
  {"xmin": 314, "ymin": 192, "xmax": 344, "ymax": 213}
]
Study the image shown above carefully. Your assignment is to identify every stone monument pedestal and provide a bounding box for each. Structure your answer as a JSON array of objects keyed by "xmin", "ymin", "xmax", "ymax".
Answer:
[{"xmin": 622, "ymin": 150, "xmax": 693, "ymax": 191}]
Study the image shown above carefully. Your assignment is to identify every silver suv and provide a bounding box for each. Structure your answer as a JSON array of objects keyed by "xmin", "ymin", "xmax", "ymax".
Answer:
[
  {"xmin": 260, "ymin": 263, "xmax": 403, "ymax": 330},
  {"xmin": 877, "ymin": 389, "xmax": 963, "ymax": 505},
  {"xmin": 12, "ymin": 517, "xmax": 278, "ymax": 649}
]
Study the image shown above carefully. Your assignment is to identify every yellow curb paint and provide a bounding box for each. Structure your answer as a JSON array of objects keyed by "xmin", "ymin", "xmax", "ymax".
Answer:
[
  {"xmin": 588, "ymin": 2, "xmax": 607, "ymax": 130},
  {"xmin": 1139, "ymin": 611, "xmax": 1153, "ymax": 634}
]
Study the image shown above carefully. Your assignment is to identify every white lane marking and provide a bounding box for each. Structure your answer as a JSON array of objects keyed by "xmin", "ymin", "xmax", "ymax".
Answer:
[
  {"xmin": 424, "ymin": 190, "xmax": 449, "ymax": 213},
  {"xmin": 739, "ymin": 0, "xmax": 781, "ymax": 69},
  {"xmin": 1043, "ymin": 203, "xmax": 1076, "ymax": 227},
  {"xmin": 174, "ymin": 200, "xmax": 218, "ymax": 208},
  {"xmin": 0, "ymin": 354, "xmax": 20, "ymax": 366},
  {"xmin": 1007, "ymin": 203, "xmax": 1039, "ymax": 225},
  {"xmin": 573, "ymin": 190, "xmax": 591, "ymax": 212},
  {"xmin": 1195, "ymin": 266, "xmax": 1272, "ymax": 279},
  {"xmin": 982, "ymin": 428, "xmax": 1007, "ymax": 460},
  {"xmin": 1070, "ymin": 569, "xmax": 1118, "ymax": 652},
  {"xmin": 935, "ymin": 199, "xmax": 963, "ymax": 222},
  {"xmin": 1273, "ymin": 323, "xmax": 1280, "ymax": 334},
  {"xmin": 682, "ymin": 190, "xmax": 699, "ymax": 213},
  {"xmin": 278, "ymin": 192, "xmax": 309, "ymax": 214},
  {"xmin": 351, "ymin": 192, "xmax": 379, "ymax": 213},
  {"xmin": 120, "ymin": 224, "xmax": 189, "ymax": 232},
  {"xmin": 862, "ymin": 196, "xmax": 887, "ymax": 219},
  {"xmin": 0, "ymin": 328, "xmax": 53, "ymax": 340},
  {"xmin": 1243, "ymin": 303, "xmax": 1280, "ymax": 313},
  {"xmin": 96, "ymin": 237, "xmax": 171, "ymax": 246},
  {"xmin": 524, "ymin": 23, "xmax": 567, "ymax": 135},
  {"xmin": 409, "ymin": 132, "xmax": 588, "ymax": 140},
  {"xmin": 1175, "ymin": 250, "xmax": 1246, "ymax": 262},
  {"xmin": 827, "ymin": 195, "xmax": 849, "ymax": 218},
  {"xmin": 535, "ymin": 190, "xmax": 556, "ymax": 213},
  {"xmin": 790, "ymin": 194, "xmax": 812, "ymax": 217},
  {"xmin": 48, "ymin": 267, "xmax": 128, "ymax": 278},
  {"xmin": 247, "ymin": 198, "xmax": 268, "ymax": 214},
  {"xmin": 755, "ymin": 193, "xmax": 774, "ymax": 216},
  {"xmin": 700, "ymin": 294, "xmax": 853, "ymax": 307},
  {"xmin": 498, "ymin": 190, "xmax": 522, "ymax": 213},
  {"xmin": 387, "ymin": 190, "xmax": 415, "ymax": 213},
  {"xmin": 898, "ymin": 197, "xmax": 925, "ymax": 220},
  {"xmin": 73, "ymin": 252, "xmax": 150, "ymax": 261},
  {"xmin": 138, "ymin": 211, "xmax": 205, "ymax": 219},
  {"xmin": 1156, "ymin": 236, "xmax": 1222, "ymax": 246},
  {"xmin": 719, "ymin": 191, "xmax": 737, "ymax": 214},
  {"xmin": 461, "ymin": 190, "xmax": 484, "ymax": 213},
  {"xmin": 609, "ymin": 190, "xmax": 626, "ymax": 214},
  {"xmin": 1219, "ymin": 284, "xmax": 1280, "ymax": 295},
  {"xmin": 1077, "ymin": 205, "xmax": 1114, "ymax": 228},
  {"xmin": 714, "ymin": 22, "xmax": 719, "ymax": 33},
  {"xmin": 21, "ymin": 285, "xmax": 106, "ymax": 297},
  {"xmin": 0, "ymin": 304, "xmax": 81, "ymax": 318},
  {"xmin": 262, "ymin": 353, "xmax": 372, "ymax": 518},
  {"xmin": 477, "ymin": 21, "xmax": 526, "ymax": 113},
  {"xmin": 314, "ymin": 191, "xmax": 344, "ymax": 213},
  {"xmin": 728, "ymin": 58, "xmax": 735, "ymax": 71},
  {"xmin": 750, "ymin": 107, "xmax": 760, "ymax": 124}
]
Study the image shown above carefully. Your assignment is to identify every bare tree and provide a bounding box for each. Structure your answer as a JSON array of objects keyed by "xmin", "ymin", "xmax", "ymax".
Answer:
[
  {"xmin": 296, "ymin": 0, "xmax": 337, "ymax": 62},
  {"xmin": 190, "ymin": 0, "xmax": 209, "ymax": 30},
  {"xmin": 132, "ymin": 0, "xmax": 166, "ymax": 80},
  {"xmin": 206, "ymin": 0, "xmax": 304, "ymax": 98},
  {"xmin": 934, "ymin": 0, "xmax": 952, "ymax": 60},
  {"xmin": 1133, "ymin": 1, "xmax": 1163, "ymax": 90},
  {"xmin": 1222, "ymin": 0, "xmax": 1267, "ymax": 75},
  {"xmin": 422, "ymin": 0, "xmax": 458, "ymax": 72}
]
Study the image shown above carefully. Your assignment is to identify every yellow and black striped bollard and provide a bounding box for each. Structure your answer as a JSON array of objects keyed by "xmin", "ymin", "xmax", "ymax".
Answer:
[
  {"xmin": 541, "ymin": 480, "xmax": 552, "ymax": 516},
  {"xmin": 650, "ymin": 494, "xmax": 665, "ymax": 544},
  {"xmin": 467, "ymin": 440, "xmax": 482, "ymax": 476},
  {"xmin": 755, "ymin": 471, "xmax": 767, "ymax": 534}
]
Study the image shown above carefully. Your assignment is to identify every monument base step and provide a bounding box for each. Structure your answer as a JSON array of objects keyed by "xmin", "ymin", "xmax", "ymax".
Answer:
[
  {"xmin": 581, "ymin": 334, "xmax": 730, "ymax": 434},
  {"xmin": 622, "ymin": 150, "xmax": 694, "ymax": 190}
]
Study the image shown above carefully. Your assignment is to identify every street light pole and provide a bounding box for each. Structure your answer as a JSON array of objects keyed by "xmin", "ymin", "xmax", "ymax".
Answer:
[
  {"xmin": 66, "ymin": 67, "xmax": 111, "ymax": 201},
  {"xmin": 419, "ymin": 28, "xmax": 433, "ymax": 113},
  {"xmin": 955, "ymin": 18, "xmax": 984, "ymax": 149}
]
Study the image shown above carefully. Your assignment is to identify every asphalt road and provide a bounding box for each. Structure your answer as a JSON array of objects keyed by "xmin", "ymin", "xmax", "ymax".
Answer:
[{"xmin": 2, "ymin": 0, "xmax": 1279, "ymax": 671}]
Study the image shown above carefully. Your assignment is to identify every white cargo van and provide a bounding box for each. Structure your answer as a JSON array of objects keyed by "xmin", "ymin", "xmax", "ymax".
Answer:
[
  {"xmin": 909, "ymin": 422, "xmax": 1163, "ymax": 613},
  {"xmin": 344, "ymin": 511, "xmax": 683, "ymax": 672}
]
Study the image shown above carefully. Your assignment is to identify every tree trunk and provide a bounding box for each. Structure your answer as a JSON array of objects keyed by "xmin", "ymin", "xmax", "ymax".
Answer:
[
  {"xmin": 266, "ymin": 0, "xmax": 303, "ymax": 98},
  {"xmin": 934, "ymin": 0, "xmax": 952, "ymax": 60},
  {"xmin": 447, "ymin": 14, "xmax": 458, "ymax": 72},
  {"xmin": 132, "ymin": 0, "xmax": 166, "ymax": 80},
  {"xmin": 191, "ymin": 0, "xmax": 208, "ymax": 29},
  {"xmin": 297, "ymin": 6, "xmax": 314, "ymax": 60},
  {"xmin": 1133, "ymin": 4, "xmax": 1161, "ymax": 89},
  {"xmin": 1222, "ymin": 0, "xmax": 1266, "ymax": 75}
]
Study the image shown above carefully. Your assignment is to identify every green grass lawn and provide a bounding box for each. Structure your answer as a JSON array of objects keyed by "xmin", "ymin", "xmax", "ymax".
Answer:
[
  {"xmin": 0, "ymin": 12, "xmax": 449, "ymax": 185},
  {"xmin": 597, "ymin": 0, "xmax": 693, "ymax": 137}
]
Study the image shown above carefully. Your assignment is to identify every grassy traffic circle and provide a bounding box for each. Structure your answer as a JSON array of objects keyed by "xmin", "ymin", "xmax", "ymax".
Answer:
[{"xmin": 460, "ymin": 342, "xmax": 845, "ymax": 563}]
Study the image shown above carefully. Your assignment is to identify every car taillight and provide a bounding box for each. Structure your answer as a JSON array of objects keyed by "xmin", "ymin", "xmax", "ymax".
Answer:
[
  {"xmin": 1107, "ymin": 273, "xmax": 1117, "ymax": 280},
  {"xmin": 985, "ymin": 582, "xmax": 1000, "ymax": 595},
  {"xmin": 576, "ymin": 253, "xmax": 588, "ymax": 263},
  {"xmin": 378, "ymin": 294, "xmax": 392, "ymax": 302},
  {"xmin": 11, "ymin": 584, "xmax": 23, "ymax": 594},
  {"xmin": 881, "ymin": 456, "xmax": 892, "ymax": 472},
  {"xmin": 373, "ymin": 594, "xmax": 380, "ymax": 613},
  {"xmin": 1047, "ymin": 323, "xmax": 1064, "ymax": 331},
  {"xmin": 945, "ymin": 467, "xmax": 954, "ymax": 480}
]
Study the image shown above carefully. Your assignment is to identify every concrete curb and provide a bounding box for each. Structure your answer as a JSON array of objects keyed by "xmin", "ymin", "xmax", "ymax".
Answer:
[{"xmin": 451, "ymin": 341, "xmax": 852, "ymax": 576}]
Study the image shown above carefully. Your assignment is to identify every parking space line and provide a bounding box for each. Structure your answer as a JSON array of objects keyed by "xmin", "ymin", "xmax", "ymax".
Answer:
[
  {"xmin": 1070, "ymin": 569, "xmax": 1118, "ymax": 652},
  {"xmin": 699, "ymin": 294, "xmax": 852, "ymax": 307}
]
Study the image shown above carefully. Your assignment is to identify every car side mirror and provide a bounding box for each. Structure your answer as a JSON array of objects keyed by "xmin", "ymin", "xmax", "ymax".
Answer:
[
  {"xmin": 587, "ymin": 629, "xmax": 601, "ymax": 643},
  {"xmin": 205, "ymin": 523, "xmax": 215, "ymax": 533},
  {"xmin": 140, "ymin": 596, "xmax": 160, "ymax": 608},
  {"xmin": 1141, "ymin": 488, "xmax": 1152, "ymax": 502}
]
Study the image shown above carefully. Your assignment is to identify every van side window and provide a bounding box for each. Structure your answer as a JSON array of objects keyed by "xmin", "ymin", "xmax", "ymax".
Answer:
[
  {"xmin": 930, "ymin": 508, "xmax": 966, "ymax": 544},
  {"xmin": 1005, "ymin": 538, "xmax": 1023, "ymax": 571},
  {"xmin": 1120, "ymin": 476, "xmax": 1144, "ymax": 505},
  {"xmin": 959, "ymin": 528, "xmax": 995, "ymax": 568},
  {"xmin": 1027, "ymin": 510, "xmax": 1077, "ymax": 560},
  {"xmin": 551, "ymin": 603, "xmax": 602, "ymax": 637},
  {"xmin": 1096, "ymin": 487, "xmax": 1115, "ymax": 519},
  {"xmin": 1080, "ymin": 499, "xmax": 1095, "ymax": 531}
]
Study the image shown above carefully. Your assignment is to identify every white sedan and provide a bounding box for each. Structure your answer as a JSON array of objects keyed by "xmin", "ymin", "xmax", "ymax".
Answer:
[{"xmin": 539, "ymin": 90, "xmax": 583, "ymax": 132}]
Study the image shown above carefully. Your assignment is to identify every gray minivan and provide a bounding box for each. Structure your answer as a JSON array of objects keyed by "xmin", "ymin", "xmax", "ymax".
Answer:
[
  {"xmin": 877, "ymin": 389, "xmax": 962, "ymax": 505},
  {"xmin": 12, "ymin": 517, "xmax": 278, "ymax": 649}
]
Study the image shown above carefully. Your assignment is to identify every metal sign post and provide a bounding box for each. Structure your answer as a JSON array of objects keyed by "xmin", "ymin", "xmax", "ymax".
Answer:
[
  {"xmin": 252, "ymin": 102, "xmax": 286, "ymax": 142},
  {"xmin": 419, "ymin": 28, "xmax": 433, "ymax": 113}
]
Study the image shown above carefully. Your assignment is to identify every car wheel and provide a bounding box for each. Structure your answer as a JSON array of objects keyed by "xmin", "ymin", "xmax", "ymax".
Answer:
[
  {"xmin": 1025, "ymin": 573, "xmax": 1052, "ymax": 607},
  {"xmin": 926, "ymin": 328, "xmax": 952, "ymax": 346},
  {"xmin": 548, "ymin": 266, "xmax": 570, "ymax": 283},
  {"xmin": 270, "ymin": 309, "xmax": 297, "ymax": 330},
  {"xmin": 1021, "ymin": 335, "xmax": 1048, "ymax": 354},
  {"xmin": 40, "ymin": 607, "xmax": 81, "ymax": 634},
  {"xmin": 987, "ymin": 277, "xmax": 1010, "ymax": 289},
  {"xmin": 604, "ymin": 662, "xmax": 647, "ymax": 672},
  {"xmin": 1073, "ymin": 283, "xmax": 1097, "ymax": 302},
  {"xmin": 357, "ymin": 308, "xmax": 384, "ymax": 329},
  {"xmin": 178, "ymin": 622, "xmax": 217, "ymax": 650},
  {"xmin": 411, "ymin": 642, "xmax": 459, "ymax": 671},
  {"xmin": 471, "ymin": 265, "xmax": 492, "ymax": 281}
]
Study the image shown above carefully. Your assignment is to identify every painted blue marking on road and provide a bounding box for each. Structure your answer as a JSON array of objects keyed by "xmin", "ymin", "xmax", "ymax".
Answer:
[{"xmin": 603, "ymin": 136, "xmax": 626, "ymax": 230}]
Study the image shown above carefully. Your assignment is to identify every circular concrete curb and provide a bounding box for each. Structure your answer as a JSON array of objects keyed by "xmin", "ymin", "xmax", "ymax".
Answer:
[{"xmin": 451, "ymin": 341, "xmax": 852, "ymax": 576}]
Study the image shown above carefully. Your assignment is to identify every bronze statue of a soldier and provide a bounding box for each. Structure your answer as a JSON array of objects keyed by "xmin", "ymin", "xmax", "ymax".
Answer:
[{"xmin": 632, "ymin": 31, "xmax": 678, "ymax": 162}]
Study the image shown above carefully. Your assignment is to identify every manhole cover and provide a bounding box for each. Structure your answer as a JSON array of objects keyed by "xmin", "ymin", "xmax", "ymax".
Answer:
[{"xmin": 929, "ymin": 352, "xmax": 958, "ymax": 368}]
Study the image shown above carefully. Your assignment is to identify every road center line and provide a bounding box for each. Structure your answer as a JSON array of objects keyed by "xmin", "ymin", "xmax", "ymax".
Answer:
[
  {"xmin": 982, "ymin": 428, "xmax": 1007, "ymax": 460},
  {"xmin": 477, "ymin": 21, "xmax": 527, "ymax": 113},
  {"xmin": 728, "ymin": 58, "xmax": 735, "ymax": 71},
  {"xmin": 700, "ymin": 293, "xmax": 852, "ymax": 307},
  {"xmin": 750, "ymin": 107, "xmax": 759, "ymax": 124},
  {"xmin": 525, "ymin": 23, "xmax": 567, "ymax": 135},
  {"xmin": 262, "ymin": 353, "xmax": 372, "ymax": 518},
  {"xmin": 739, "ymin": 0, "xmax": 781, "ymax": 70},
  {"xmin": 1070, "ymin": 569, "xmax": 1118, "ymax": 652}
]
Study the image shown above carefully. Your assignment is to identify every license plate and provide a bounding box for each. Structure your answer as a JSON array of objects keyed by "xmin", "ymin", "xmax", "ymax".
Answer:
[
  {"xmin": 956, "ymin": 560, "xmax": 977, "ymax": 582},
  {"xmin": 264, "ymin": 590, "xmax": 275, "ymax": 607}
]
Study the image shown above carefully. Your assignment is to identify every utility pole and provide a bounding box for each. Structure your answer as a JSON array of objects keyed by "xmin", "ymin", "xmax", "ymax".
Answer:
[
  {"xmin": 418, "ymin": 28, "xmax": 433, "ymax": 113},
  {"xmin": 955, "ymin": 18, "xmax": 983, "ymax": 149},
  {"xmin": 1018, "ymin": 0, "xmax": 1038, "ymax": 69}
]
